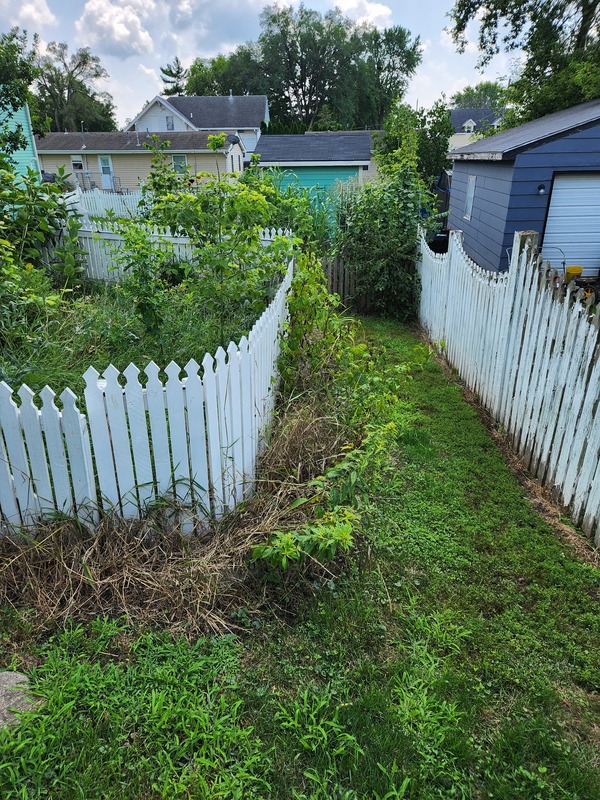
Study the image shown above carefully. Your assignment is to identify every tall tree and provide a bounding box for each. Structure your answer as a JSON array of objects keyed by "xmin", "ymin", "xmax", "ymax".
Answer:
[
  {"xmin": 449, "ymin": 1, "xmax": 600, "ymax": 120},
  {"xmin": 35, "ymin": 42, "xmax": 116, "ymax": 132},
  {"xmin": 356, "ymin": 26, "xmax": 421, "ymax": 128},
  {"xmin": 160, "ymin": 56, "xmax": 188, "ymax": 95},
  {"xmin": 450, "ymin": 81, "xmax": 506, "ymax": 113},
  {"xmin": 0, "ymin": 28, "xmax": 37, "ymax": 154},
  {"xmin": 258, "ymin": 3, "xmax": 357, "ymax": 129}
]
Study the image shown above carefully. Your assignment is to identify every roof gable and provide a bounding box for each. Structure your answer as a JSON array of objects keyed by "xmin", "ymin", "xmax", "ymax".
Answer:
[
  {"xmin": 125, "ymin": 96, "xmax": 192, "ymax": 132},
  {"xmin": 450, "ymin": 108, "xmax": 496, "ymax": 133}
]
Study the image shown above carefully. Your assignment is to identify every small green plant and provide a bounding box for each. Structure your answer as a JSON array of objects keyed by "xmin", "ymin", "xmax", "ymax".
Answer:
[{"xmin": 251, "ymin": 507, "xmax": 357, "ymax": 570}]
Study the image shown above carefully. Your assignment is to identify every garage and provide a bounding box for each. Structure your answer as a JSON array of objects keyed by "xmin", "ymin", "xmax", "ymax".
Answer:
[{"xmin": 542, "ymin": 172, "xmax": 600, "ymax": 276}]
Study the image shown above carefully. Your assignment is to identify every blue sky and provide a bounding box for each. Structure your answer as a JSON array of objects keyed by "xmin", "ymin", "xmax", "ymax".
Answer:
[{"xmin": 0, "ymin": 0, "xmax": 513, "ymax": 127}]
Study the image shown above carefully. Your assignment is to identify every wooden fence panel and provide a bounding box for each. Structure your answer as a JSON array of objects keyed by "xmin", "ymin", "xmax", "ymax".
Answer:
[{"xmin": 419, "ymin": 230, "xmax": 600, "ymax": 546}]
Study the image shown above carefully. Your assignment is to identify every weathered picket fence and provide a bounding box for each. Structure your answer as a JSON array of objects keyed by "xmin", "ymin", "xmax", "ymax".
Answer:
[
  {"xmin": 0, "ymin": 261, "xmax": 294, "ymax": 533},
  {"xmin": 78, "ymin": 222, "xmax": 292, "ymax": 282},
  {"xmin": 419, "ymin": 230, "xmax": 600, "ymax": 545},
  {"xmin": 68, "ymin": 187, "xmax": 143, "ymax": 218}
]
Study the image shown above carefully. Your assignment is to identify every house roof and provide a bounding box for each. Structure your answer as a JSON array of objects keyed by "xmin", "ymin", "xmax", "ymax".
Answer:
[
  {"xmin": 450, "ymin": 108, "xmax": 496, "ymax": 133},
  {"xmin": 164, "ymin": 95, "xmax": 269, "ymax": 129},
  {"xmin": 253, "ymin": 131, "xmax": 374, "ymax": 165},
  {"xmin": 35, "ymin": 131, "xmax": 235, "ymax": 154},
  {"xmin": 450, "ymin": 98, "xmax": 600, "ymax": 161}
]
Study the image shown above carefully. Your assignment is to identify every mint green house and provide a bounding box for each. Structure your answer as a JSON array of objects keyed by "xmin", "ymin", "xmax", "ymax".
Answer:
[
  {"xmin": 2, "ymin": 104, "xmax": 40, "ymax": 177},
  {"xmin": 253, "ymin": 131, "xmax": 377, "ymax": 191}
]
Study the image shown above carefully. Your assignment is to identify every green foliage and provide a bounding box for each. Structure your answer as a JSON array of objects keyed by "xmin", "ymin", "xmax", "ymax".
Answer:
[
  {"xmin": 450, "ymin": 80, "xmax": 507, "ymax": 114},
  {"xmin": 35, "ymin": 41, "xmax": 116, "ymax": 133},
  {"xmin": 449, "ymin": 1, "xmax": 600, "ymax": 121},
  {"xmin": 0, "ymin": 624, "xmax": 271, "ymax": 798},
  {"xmin": 160, "ymin": 56, "xmax": 188, "ymax": 96},
  {"xmin": 374, "ymin": 100, "xmax": 454, "ymax": 184},
  {"xmin": 252, "ymin": 507, "xmax": 357, "ymax": 570},
  {"xmin": 0, "ymin": 28, "xmax": 38, "ymax": 155}
]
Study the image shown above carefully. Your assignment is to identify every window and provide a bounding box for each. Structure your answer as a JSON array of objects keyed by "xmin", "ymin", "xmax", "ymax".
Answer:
[
  {"xmin": 172, "ymin": 154, "xmax": 187, "ymax": 173},
  {"xmin": 71, "ymin": 155, "xmax": 84, "ymax": 170},
  {"xmin": 462, "ymin": 121, "xmax": 475, "ymax": 133},
  {"xmin": 464, "ymin": 175, "xmax": 476, "ymax": 221},
  {"xmin": 166, "ymin": 115, "xmax": 174, "ymax": 131},
  {"xmin": 237, "ymin": 154, "xmax": 241, "ymax": 171}
]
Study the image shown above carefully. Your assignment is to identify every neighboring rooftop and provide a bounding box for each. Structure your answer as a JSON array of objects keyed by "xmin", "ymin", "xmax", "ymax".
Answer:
[
  {"xmin": 35, "ymin": 131, "xmax": 233, "ymax": 153},
  {"xmin": 450, "ymin": 98, "xmax": 600, "ymax": 160},
  {"xmin": 165, "ymin": 95, "xmax": 269, "ymax": 129},
  {"xmin": 450, "ymin": 108, "xmax": 497, "ymax": 133},
  {"xmin": 253, "ymin": 131, "xmax": 375, "ymax": 163}
]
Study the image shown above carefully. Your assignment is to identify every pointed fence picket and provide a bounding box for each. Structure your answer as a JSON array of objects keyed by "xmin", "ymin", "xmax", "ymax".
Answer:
[
  {"xmin": 0, "ymin": 261, "xmax": 293, "ymax": 533},
  {"xmin": 419, "ymin": 230, "xmax": 600, "ymax": 546}
]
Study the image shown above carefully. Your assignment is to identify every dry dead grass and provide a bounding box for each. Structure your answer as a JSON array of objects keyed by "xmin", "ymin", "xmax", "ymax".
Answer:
[{"xmin": 0, "ymin": 397, "xmax": 351, "ymax": 638}]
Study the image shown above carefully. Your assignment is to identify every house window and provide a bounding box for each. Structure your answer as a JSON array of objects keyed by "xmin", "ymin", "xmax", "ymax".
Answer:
[
  {"xmin": 238, "ymin": 154, "xmax": 241, "ymax": 171},
  {"xmin": 166, "ymin": 115, "xmax": 174, "ymax": 131},
  {"xmin": 71, "ymin": 155, "xmax": 84, "ymax": 170},
  {"xmin": 172, "ymin": 154, "xmax": 187, "ymax": 173},
  {"xmin": 464, "ymin": 175, "xmax": 476, "ymax": 221}
]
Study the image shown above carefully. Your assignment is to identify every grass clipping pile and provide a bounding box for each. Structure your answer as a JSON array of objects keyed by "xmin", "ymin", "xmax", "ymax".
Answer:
[{"xmin": 0, "ymin": 402, "xmax": 348, "ymax": 637}]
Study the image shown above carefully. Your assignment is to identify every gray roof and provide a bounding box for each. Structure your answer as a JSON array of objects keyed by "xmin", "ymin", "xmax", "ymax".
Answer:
[
  {"xmin": 450, "ymin": 108, "xmax": 496, "ymax": 132},
  {"xmin": 165, "ymin": 95, "xmax": 268, "ymax": 129},
  {"xmin": 254, "ymin": 132, "xmax": 374, "ymax": 163},
  {"xmin": 451, "ymin": 98, "xmax": 600, "ymax": 160},
  {"xmin": 35, "ymin": 131, "xmax": 228, "ymax": 153}
]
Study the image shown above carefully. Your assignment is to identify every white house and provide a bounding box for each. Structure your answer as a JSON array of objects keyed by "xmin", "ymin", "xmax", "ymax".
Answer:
[{"xmin": 125, "ymin": 94, "xmax": 270, "ymax": 153}]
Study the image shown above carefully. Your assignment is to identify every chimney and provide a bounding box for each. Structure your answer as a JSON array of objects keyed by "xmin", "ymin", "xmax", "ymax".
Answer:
[{"xmin": 229, "ymin": 89, "xmax": 233, "ymax": 98}]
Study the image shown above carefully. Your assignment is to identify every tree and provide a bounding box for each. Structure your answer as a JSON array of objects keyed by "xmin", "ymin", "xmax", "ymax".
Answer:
[
  {"xmin": 160, "ymin": 56, "xmax": 188, "ymax": 96},
  {"xmin": 258, "ymin": 3, "xmax": 357, "ymax": 129},
  {"xmin": 449, "ymin": 1, "xmax": 600, "ymax": 120},
  {"xmin": 35, "ymin": 42, "xmax": 116, "ymax": 132},
  {"xmin": 450, "ymin": 80, "xmax": 506, "ymax": 113},
  {"xmin": 375, "ymin": 100, "xmax": 454, "ymax": 184},
  {"xmin": 0, "ymin": 28, "xmax": 37, "ymax": 154},
  {"xmin": 356, "ymin": 26, "xmax": 421, "ymax": 128}
]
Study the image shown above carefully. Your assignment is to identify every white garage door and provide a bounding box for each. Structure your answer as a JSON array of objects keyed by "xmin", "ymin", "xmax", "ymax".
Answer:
[{"xmin": 542, "ymin": 173, "xmax": 600, "ymax": 276}]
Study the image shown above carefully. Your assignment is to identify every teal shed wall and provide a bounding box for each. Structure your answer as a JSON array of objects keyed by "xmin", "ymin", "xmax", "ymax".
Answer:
[
  {"xmin": 1, "ymin": 105, "xmax": 39, "ymax": 177},
  {"xmin": 276, "ymin": 165, "xmax": 361, "ymax": 191}
]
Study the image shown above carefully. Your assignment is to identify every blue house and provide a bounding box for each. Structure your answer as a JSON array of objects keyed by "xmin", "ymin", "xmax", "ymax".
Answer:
[
  {"xmin": 252, "ymin": 131, "xmax": 377, "ymax": 191},
  {"xmin": 1, "ymin": 104, "xmax": 40, "ymax": 177},
  {"xmin": 448, "ymin": 99, "xmax": 600, "ymax": 274}
]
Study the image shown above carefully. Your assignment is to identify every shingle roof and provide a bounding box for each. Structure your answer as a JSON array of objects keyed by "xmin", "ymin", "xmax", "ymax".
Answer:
[
  {"xmin": 165, "ymin": 95, "xmax": 268, "ymax": 129},
  {"xmin": 253, "ymin": 132, "xmax": 374, "ymax": 163},
  {"xmin": 450, "ymin": 98, "xmax": 600, "ymax": 160},
  {"xmin": 450, "ymin": 108, "xmax": 496, "ymax": 132},
  {"xmin": 35, "ymin": 131, "xmax": 225, "ymax": 152}
]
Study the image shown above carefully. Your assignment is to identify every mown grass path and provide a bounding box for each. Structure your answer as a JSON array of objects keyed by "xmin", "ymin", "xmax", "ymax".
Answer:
[{"xmin": 0, "ymin": 318, "xmax": 598, "ymax": 799}]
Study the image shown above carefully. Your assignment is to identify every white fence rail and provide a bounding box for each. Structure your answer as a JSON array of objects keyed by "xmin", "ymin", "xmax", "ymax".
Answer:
[
  {"xmin": 68, "ymin": 188, "xmax": 143, "ymax": 219},
  {"xmin": 0, "ymin": 262, "xmax": 294, "ymax": 532},
  {"xmin": 78, "ymin": 222, "xmax": 291, "ymax": 282},
  {"xmin": 419, "ymin": 230, "xmax": 600, "ymax": 545}
]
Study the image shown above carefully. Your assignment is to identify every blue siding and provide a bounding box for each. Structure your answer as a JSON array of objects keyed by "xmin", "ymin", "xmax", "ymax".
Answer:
[
  {"xmin": 448, "ymin": 161, "xmax": 514, "ymax": 272},
  {"xmin": 502, "ymin": 123, "xmax": 600, "ymax": 270},
  {"xmin": 450, "ymin": 120, "xmax": 600, "ymax": 272},
  {"xmin": 1, "ymin": 105, "xmax": 39, "ymax": 177}
]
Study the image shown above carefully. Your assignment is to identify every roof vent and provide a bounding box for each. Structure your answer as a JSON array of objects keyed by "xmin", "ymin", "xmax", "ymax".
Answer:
[{"xmin": 229, "ymin": 89, "xmax": 233, "ymax": 98}]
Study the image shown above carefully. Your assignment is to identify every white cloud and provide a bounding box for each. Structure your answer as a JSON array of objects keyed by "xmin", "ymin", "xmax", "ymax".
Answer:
[
  {"xmin": 0, "ymin": 0, "xmax": 57, "ymax": 28},
  {"xmin": 75, "ymin": 0, "xmax": 155, "ymax": 58},
  {"xmin": 335, "ymin": 0, "xmax": 393, "ymax": 29}
]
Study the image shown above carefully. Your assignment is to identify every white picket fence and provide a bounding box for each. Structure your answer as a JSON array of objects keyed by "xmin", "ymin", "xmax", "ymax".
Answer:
[
  {"xmin": 68, "ymin": 187, "xmax": 143, "ymax": 218},
  {"xmin": 78, "ymin": 222, "xmax": 292, "ymax": 282},
  {"xmin": 419, "ymin": 230, "xmax": 600, "ymax": 545},
  {"xmin": 0, "ymin": 261, "xmax": 294, "ymax": 532}
]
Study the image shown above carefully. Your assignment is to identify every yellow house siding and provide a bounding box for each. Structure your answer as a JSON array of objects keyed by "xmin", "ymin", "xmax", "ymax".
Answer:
[{"xmin": 39, "ymin": 150, "xmax": 230, "ymax": 191}]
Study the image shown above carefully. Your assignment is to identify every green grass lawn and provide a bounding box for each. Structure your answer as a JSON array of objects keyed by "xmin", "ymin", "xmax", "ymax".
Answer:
[{"xmin": 0, "ymin": 317, "xmax": 598, "ymax": 799}]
